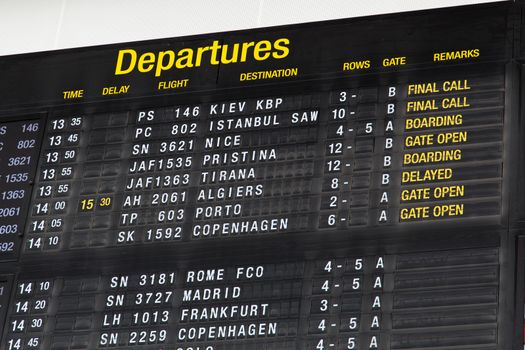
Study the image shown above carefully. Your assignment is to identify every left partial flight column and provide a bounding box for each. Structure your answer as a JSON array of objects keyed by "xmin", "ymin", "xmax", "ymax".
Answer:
[{"xmin": 0, "ymin": 118, "xmax": 44, "ymax": 260}]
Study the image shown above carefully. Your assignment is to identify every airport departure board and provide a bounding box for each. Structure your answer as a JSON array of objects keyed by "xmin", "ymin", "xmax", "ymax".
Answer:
[{"xmin": 0, "ymin": 2, "xmax": 523, "ymax": 350}]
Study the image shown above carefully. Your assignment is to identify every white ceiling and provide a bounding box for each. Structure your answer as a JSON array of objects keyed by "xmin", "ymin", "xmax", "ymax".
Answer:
[{"xmin": 0, "ymin": 0, "xmax": 507, "ymax": 56}]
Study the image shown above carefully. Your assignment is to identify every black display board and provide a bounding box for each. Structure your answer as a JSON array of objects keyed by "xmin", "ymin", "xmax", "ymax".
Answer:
[{"xmin": 0, "ymin": 2, "xmax": 523, "ymax": 349}]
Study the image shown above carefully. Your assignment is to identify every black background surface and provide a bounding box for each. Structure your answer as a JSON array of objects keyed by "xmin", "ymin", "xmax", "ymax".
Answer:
[{"xmin": 0, "ymin": 2, "xmax": 522, "ymax": 350}]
